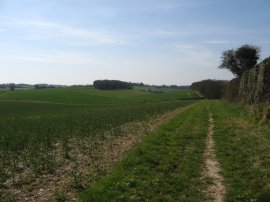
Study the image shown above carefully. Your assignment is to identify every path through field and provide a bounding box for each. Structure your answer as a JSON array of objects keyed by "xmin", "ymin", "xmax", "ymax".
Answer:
[
  {"xmin": 1, "ymin": 105, "xmax": 192, "ymax": 202},
  {"xmin": 203, "ymin": 107, "xmax": 225, "ymax": 201}
]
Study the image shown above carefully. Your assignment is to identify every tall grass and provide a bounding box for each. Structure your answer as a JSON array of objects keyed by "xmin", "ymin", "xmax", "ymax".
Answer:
[{"xmin": 211, "ymin": 100, "xmax": 270, "ymax": 201}]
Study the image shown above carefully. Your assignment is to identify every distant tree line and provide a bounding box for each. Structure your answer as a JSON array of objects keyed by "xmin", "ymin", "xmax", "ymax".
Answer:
[
  {"xmin": 0, "ymin": 83, "xmax": 68, "ymax": 91},
  {"xmin": 93, "ymin": 80, "xmax": 132, "ymax": 90},
  {"xmin": 0, "ymin": 83, "xmax": 35, "ymax": 89},
  {"xmin": 34, "ymin": 84, "xmax": 55, "ymax": 89},
  {"xmin": 0, "ymin": 83, "xmax": 17, "ymax": 91},
  {"xmin": 130, "ymin": 82, "xmax": 190, "ymax": 90},
  {"xmin": 34, "ymin": 84, "xmax": 67, "ymax": 89},
  {"xmin": 191, "ymin": 80, "xmax": 228, "ymax": 99},
  {"xmin": 93, "ymin": 80, "xmax": 190, "ymax": 90},
  {"xmin": 0, "ymin": 82, "xmax": 190, "ymax": 91},
  {"xmin": 70, "ymin": 84, "xmax": 92, "ymax": 88}
]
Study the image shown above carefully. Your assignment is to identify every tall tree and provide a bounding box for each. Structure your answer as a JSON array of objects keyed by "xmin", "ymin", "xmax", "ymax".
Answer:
[{"xmin": 219, "ymin": 44, "xmax": 260, "ymax": 77}]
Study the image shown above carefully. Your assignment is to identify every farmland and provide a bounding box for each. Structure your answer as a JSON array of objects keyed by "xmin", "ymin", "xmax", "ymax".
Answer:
[
  {"xmin": 0, "ymin": 87, "xmax": 200, "ymax": 104},
  {"xmin": 1, "ymin": 87, "xmax": 270, "ymax": 202},
  {"xmin": 0, "ymin": 87, "xmax": 200, "ymax": 201}
]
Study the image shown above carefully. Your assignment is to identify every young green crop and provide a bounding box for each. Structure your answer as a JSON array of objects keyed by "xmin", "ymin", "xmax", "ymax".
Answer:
[
  {"xmin": 0, "ymin": 100, "xmax": 196, "ymax": 183},
  {"xmin": 0, "ymin": 87, "xmax": 201, "ymax": 201},
  {"xmin": 0, "ymin": 87, "xmax": 201, "ymax": 104}
]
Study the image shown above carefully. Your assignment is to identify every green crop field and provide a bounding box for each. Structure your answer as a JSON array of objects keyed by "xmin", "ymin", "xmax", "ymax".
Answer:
[
  {"xmin": 0, "ymin": 87, "xmax": 201, "ymax": 104},
  {"xmin": 1, "ymin": 88, "xmax": 270, "ymax": 202},
  {"xmin": 0, "ymin": 87, "xmax": 201, "ymax": 201}
]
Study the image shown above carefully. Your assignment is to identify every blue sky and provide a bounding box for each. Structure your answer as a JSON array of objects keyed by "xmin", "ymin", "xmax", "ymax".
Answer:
[{"xmin": 1, "ymin": 0, "xmax": 270, "ymax": 85}]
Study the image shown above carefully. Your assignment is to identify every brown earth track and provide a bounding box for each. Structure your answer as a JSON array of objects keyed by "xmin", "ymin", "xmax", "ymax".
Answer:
[{"xmin": 202, "ymin": 108, "xmax": 225, "ymax": 202}]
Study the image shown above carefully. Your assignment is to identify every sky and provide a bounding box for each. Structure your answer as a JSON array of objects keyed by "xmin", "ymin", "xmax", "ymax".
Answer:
[{"xmin": 0, "ymin": 0, "xmax": 270, "ymax": 85}]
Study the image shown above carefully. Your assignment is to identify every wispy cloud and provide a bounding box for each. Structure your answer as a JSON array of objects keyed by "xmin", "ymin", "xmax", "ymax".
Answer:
[
  {"xmin": 4, "ymin": 18, "xmax": 123, "ymax": 45},
  {"xmin": 151, "ymin": 25, "xmax": 232, "ymax": 38},
  {"xmin": 153, "ymin": 0, "xmax": 214, "ymax": 11},
  {"xmin": 1, "ymin": 51, "xmax": 104, "ymax": 66},
  {"xmin": 175, "ymin": 44, "xmax": 193, "ymax": 50},
  {"xmin": 154, "ymin": 30, "xmax": 179, "ymax": 37},
  {"xmin": 203, "ymin": 40, "xmax": 229, "ymax": 44}
]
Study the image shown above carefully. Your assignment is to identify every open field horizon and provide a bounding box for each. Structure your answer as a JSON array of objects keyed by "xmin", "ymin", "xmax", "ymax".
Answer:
[
  {"xmin": 0, "ymin": 87, "xmax": 269, "ymax": 201},
  {"xmin": 1, "ymin": 0, "xmax": 270, "ymax": 201}
]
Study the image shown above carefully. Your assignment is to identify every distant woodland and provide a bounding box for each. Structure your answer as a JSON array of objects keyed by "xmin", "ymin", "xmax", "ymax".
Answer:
[{"xmin": 93, "ymin": 80, "xmax": 132, "ymax": 90}]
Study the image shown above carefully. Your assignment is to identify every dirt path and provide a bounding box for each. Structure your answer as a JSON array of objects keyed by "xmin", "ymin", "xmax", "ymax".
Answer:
[
  {"xmin": 203, "ymin": 108, "xmax": 225, "ymax": 202},
  {"xmin": 1, "ymin": 105, "xmax": 192, "ymax": 202}
]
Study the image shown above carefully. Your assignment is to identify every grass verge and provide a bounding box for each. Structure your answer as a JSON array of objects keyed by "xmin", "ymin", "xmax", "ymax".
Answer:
[
  {"xmin": 211, "ymin": 100, "xmax": 270, "ymax": 202},
  {"xmin": 80, "ymin": 102, "xmax": 209, "ymax": 202}
]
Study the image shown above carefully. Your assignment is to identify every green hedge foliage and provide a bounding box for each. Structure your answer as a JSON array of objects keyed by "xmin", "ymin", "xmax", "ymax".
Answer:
[{"xmin": 239, "ymin": 57, "xmax": 270, "ymax": 104}]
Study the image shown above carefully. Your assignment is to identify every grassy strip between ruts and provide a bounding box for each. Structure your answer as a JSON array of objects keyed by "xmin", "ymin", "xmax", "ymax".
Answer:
[
  {"xmin": 80, "ymin": 101, "xmax": 209, "ymax": 202},
  {"xmin": 211, "ymin": 100, "xmax": 270, "ymax": 202}
]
